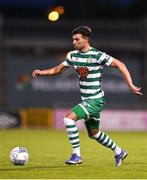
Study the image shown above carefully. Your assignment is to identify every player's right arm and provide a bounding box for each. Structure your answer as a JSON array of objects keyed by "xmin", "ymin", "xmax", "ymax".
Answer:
[{"xmin": 32, "ymin": 63, "xmax": 68, "ymax": 78}]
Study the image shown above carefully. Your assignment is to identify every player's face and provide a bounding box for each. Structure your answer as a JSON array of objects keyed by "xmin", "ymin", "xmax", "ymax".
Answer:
[{"xmin": 72, "ymin": 34, "xmax": 87, "ymax": 50}]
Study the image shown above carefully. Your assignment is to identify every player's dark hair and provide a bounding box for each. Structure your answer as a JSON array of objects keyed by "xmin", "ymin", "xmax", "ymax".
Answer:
[{"xmin": 72, "ymin": 26, "xmax": 92, "ymax": 39}]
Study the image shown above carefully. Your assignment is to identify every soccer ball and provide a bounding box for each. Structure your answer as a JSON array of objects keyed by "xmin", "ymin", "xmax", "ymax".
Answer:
[{"xmin": 9, "ymin": 147, "xmax": 29, "ymax": 165}]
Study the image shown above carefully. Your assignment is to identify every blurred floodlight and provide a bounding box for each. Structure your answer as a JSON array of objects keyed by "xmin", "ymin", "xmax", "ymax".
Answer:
[{"xmin": 48, "ymin": 11, "xmax": 59, "ymax": 21}]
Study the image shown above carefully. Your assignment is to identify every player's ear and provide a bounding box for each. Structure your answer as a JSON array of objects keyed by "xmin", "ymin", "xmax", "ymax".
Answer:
[{"xmin": 84, "ymin": 36, "xmax": 89, "ymax": 42}]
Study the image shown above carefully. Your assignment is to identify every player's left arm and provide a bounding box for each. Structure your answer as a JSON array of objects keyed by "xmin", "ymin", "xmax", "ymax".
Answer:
[{"xmin": 110, "ymin": 58, "xmax": 143, "ymax": 96}]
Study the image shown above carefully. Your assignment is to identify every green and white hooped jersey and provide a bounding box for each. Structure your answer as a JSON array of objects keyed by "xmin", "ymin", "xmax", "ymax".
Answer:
[{"xmin": 62, "ymin": 47, "xmax": 113, "ymax": 100}]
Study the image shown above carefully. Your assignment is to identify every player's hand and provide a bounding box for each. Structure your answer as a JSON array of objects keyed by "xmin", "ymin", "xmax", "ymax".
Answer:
[
  {"xmin": 32, "ymin": 69, "xmax": 42, "ymax": 78},
  {"xmin": 129, "ymin": 84, "xmax": 143, "ymax": 96}
]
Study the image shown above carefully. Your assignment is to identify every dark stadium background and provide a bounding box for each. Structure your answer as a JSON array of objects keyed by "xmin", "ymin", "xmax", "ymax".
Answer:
[{"xmin": 0, "ymin": 0, "xmax": 147, "ymax": 129}]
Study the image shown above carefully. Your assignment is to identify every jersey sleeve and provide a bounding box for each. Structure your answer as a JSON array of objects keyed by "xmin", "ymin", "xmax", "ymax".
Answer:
[
  {"xmin": 62, "ymin": 51, "xmax": 73, "ymax": 67},
  {"xmin": 97, "ymin": 52, "xmax": 113, "ymax": 66}
]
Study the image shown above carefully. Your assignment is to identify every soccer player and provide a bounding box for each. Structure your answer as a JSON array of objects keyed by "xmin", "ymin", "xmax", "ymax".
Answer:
[{"xmin": 32, "ymin": 26, "xmax": 143, "ymax": 166}]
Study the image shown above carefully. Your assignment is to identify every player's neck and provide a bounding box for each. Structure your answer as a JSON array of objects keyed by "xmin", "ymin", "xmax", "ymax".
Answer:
[{"xmin": 80, "ymin": 44, "xmax": 91, "ymax": 53}]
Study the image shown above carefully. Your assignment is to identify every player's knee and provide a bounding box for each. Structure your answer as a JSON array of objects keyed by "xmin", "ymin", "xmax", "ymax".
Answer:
[
  {"xmin": 64, "ymin": 111, "xmax": 77, "ymax": 121},
  {"xmin": 64, "ymin": 112, "xmax": 71, "ymax": 118}
]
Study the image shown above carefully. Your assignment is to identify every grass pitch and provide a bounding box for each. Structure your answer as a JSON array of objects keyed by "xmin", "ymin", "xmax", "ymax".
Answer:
[{"xmin": 0, "ymin": 129, "xmax": 147, "ymax": 179}]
